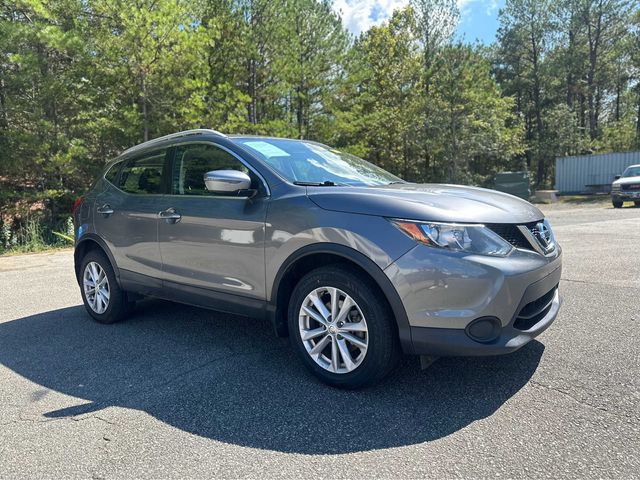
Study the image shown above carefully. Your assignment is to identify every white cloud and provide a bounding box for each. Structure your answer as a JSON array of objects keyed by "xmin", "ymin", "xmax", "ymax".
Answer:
[
  {"xmin": 485, "ymin": 0, "xmax": 500, "ymax": 15},
  {"xmin": 459, "ymin": 0, "xmax": 499, "ymax": 15},
  {"xmin": 332, "ymin": 0, "xmax": 410, "ymax": 35},
  {"xmin": 332, "ymin": 0, "xmax": 498, "ymax": 35}
]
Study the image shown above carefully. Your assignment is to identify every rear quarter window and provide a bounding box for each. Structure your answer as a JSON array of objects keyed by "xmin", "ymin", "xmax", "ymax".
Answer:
[{"xmin": 104, "ymin": 161, "xmax": 123, "ymax": 185}]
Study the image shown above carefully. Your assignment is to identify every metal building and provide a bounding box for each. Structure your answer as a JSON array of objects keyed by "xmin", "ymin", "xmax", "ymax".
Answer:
[{"xmin": 555, "ymin": 151, "xmax": 640, "ymax": 194}]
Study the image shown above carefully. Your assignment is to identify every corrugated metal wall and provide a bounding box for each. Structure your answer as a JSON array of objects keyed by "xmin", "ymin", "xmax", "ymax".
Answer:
[{"xmin": 555, "ymin": 151, "xmax": 640, "ymax": 193}]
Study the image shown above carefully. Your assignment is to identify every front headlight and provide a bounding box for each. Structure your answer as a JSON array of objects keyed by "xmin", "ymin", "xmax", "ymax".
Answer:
[
  {"xmin": 390, "ymin": 219, "xmax": 514, "ymax": 256},
  {"xmin": 612, "ymin": 183, "xmax": 621, "ymax": 191}
]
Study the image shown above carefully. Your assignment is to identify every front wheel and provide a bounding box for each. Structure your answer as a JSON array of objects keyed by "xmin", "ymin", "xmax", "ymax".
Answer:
[
  {"xmin": 612, "ymin": 199, "xmax": 623, "ymax": 208},
  {"xmin": 288, "ymin": 265, "xmax": 400, "ymax": 389},
  {"xmin": 635, "ymin": 201, "xmax": 640, "ymax": 207}
]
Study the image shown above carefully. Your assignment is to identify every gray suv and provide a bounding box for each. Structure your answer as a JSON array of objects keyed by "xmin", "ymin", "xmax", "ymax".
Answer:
[{"xmin": 73, "ymin": 129, "xmax": 562, "ymax": 388}]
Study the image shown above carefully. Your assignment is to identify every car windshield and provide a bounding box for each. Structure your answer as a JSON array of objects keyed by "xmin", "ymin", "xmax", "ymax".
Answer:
[
  {"xmin": 622, "ymin": 166, "xmax": 640, "ymax": 178},
  {"xmin": 233, "ymin": 138, "xmax": 403, "ymax": 186}
]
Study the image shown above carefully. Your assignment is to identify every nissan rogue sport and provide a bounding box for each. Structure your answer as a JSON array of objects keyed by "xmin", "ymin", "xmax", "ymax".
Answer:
[{"xmin": 73, "ymin": 129, "xmax": 562, "ymax": 388}]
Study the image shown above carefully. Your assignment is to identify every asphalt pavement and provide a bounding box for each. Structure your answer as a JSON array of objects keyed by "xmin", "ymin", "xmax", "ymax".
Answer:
[{"xmin": 0, "ymin": 201, "xmax": 639, "ymax": 478}]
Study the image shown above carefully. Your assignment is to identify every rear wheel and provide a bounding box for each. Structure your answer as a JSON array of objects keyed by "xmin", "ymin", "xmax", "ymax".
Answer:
[
  {"xmin": 80, "ymin": 250, "xmax": 133, "ymax": 324},
  {"xmin": 612, "ymin": 199, "xmax": 623, "ymax": 208},
  {"xmin": 288, "ymin": 265, "xmax": 400, "ymax": 388}
]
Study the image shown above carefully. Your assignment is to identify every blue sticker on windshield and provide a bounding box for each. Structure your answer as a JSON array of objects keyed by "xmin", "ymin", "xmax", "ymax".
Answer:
[{"xmin": 243, "ymin": 141, "xmax": 290, "ymax": 159}]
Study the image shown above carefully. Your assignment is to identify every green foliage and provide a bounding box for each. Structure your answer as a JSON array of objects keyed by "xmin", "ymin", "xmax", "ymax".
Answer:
[
  {"xmin": 496, "ymin": 0, "xmax": 640, "ymax": 187},
  {"xmin": 1, "ymin": 0, "xmax": 639, "ymax": 245},
  {"xmin": 0, "ymin": 215, "xmax": 74, "ymax": 254},
  {"xmin": 328, "ymin": 7, "xmax": 523, "ymax": 184}
]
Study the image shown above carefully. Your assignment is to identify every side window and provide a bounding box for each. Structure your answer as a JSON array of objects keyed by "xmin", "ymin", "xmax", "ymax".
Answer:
[
  {"xmin": 117, "ymin": 150, "xmax": 166, "ymax": 195},
  {"xmin": 171, "ymin": 143, "xmax": 251, "ymax": 196},
  {"xmin": 104, "ymin": 161, "xmax": 122, "ymax": 185}
]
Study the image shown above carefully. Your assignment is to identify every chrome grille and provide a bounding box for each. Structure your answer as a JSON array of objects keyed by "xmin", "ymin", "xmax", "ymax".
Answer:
[
  {"xmin": 488, "ymin": 221, "xmax": 556, "ymax": 255},
  {"xmin": 487, "ymin": 223, "xmax": 537, "ymax": 250}
]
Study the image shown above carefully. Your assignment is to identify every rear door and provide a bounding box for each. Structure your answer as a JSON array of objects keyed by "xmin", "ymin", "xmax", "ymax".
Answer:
[
  {"xmin": 157, "ymin": 142, "xmax": 269, "ymax": 307},
  {"xmin": 94, "ymin": 149, "xmax": 167, "ymax": 284}
]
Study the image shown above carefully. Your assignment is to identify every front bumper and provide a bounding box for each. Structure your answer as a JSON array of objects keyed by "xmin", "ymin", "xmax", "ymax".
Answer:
[
  {"xmin": 410, "ymin": 274, "xmax": 560, "ymax": 356},
  {"xmin": 386, "ymin": 244, "xmax": 562, "ymax": 356},
  {"xmin": 612, "ymin": 192, "xmax": 640, "ymax": 202}
]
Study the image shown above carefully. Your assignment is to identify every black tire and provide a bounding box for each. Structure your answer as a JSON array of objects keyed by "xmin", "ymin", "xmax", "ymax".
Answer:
[
  {"xmin": 635, "ymin": 201, "xmax": 640, "ymax": 207},
  {"xmin": 612, "ymin": 200, "xmax": 623, "ymax": 208},
  {"xmin": 79, "ymin": 250, "xmax": 133, "ymax": 324},
  {"xmin": 288, "ymin": 265, "xmax": 401, "ymax": 389}
]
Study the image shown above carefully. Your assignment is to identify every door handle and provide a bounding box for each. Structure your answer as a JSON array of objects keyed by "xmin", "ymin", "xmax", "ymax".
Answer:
[
  {"xmin": 159, "ymin": 207, "xmax": 181, "ymax": 223},
  {"xmin": 96, "ymin": 204, "xmax": 114, "ymax": 215}
]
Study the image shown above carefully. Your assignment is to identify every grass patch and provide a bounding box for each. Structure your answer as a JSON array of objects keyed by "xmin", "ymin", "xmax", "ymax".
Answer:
[
  {"xmin": 0, "ymin": 216, "xmax": 74, "ymax": 255},
  {"xmin": 557, "ymin": 194, "xmax": 611, "ymax": 204},
  {"xmin": 0, "ymin": 245, "xmax": 73, "ymax": 257}
]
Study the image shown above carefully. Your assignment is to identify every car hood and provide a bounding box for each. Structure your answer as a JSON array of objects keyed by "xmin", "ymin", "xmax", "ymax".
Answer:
[
  {"xmin": 307, "ymin": 183, "xmax": 544, "ymax": 224},
  {"xmin": 613, "ymin": 175, "xmax": 640, "ymax": 186}
]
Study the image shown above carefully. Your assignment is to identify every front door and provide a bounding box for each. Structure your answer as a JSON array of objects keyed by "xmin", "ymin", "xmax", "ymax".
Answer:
[
  {"xmin": 158, "ymin": 142, "xmax": 269, "ymax": 310},
  {"xmin": 94, "ymin": 149, "xmax": 167, "ymax": 283}
]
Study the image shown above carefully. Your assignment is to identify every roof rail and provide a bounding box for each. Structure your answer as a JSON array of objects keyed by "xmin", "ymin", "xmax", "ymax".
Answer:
[{"xmin": 120, "ymin": 129, "xmax": 227, "ymax": 156}]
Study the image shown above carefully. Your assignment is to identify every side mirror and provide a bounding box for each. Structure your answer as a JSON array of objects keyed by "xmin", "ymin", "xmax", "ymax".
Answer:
[
  {"xmin": 614, "ymin": 175, "xmax": 621, "ymax": 180},
  {"xmin": 204, "ymin": 170, "xmax": 253, "ymax": 195}
]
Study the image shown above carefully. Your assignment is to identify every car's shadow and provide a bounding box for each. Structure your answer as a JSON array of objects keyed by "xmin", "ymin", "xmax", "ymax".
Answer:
[{"xmin": 0, "ymin": 300, "xmax": 543, "ymax": 454}]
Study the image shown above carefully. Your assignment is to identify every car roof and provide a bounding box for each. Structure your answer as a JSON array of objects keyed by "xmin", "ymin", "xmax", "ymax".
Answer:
[
  {"xmin": 106, "ymin": 130, "xmax": 324, "ymax": 175},
  {"xmin": 227, "ymin": 134, "xmax": 314, "ymax": 143},
  {"xmin": 120, "ymin": 129, "xmax": 226, "ymax": 157},
  {"xmin": 117, "ymin": 131, "xmax": 312, "ymax": 159}
]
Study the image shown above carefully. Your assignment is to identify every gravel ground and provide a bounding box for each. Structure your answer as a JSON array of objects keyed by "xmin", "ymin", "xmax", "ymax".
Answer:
[{"xmin": 0, "ymin": 202, "xmax": 639, "ymax": 479}]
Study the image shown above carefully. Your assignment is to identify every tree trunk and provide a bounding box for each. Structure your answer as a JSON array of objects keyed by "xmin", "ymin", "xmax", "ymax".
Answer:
[
  {"xmin": 567, "ymin": 26, "xmax": 574, "ymax": 108},
  {"xmin": 449, "ymin": 112, "xmax": 458, "ymax": 183},
  {"xmin": 536, "ymin": 151, "xmax": 545, "ymax": 189},
  {"xmin": 0, "ymin": 68, "xmax": 8, "ymax": 130},
  {"xmin": 422, "ymin": 48, "xmax": 432, "ymax": 182},
  {"xmin": 296, "ymin": 85, "xmax": 303, "ymax": 139},
  {"xmin": 295, "ymin": 14, "xmax": 305, "ymax": 139},
  {"xmin": 615, "ymin": 80, "xmax": 621, "ymax": 122},
  {"xmin": 586, "ymin": 2, "xmax": 602, "ymax": 140},
  {"xmin": 579, "ymin": 94, "xmax": 586, "ymax": 129},
  {"xmin": 614, "ymin": 57, "xmax": 625, "ymax": 123},
  {"xmin": 247, "ymin": 58, "xmax": 257, "ymax": 125},
  {"xmin": 530, "ymin": 24, "xmax": 544, "ymax": 186},
  {"xmin": 636, "ymin": 88, "xmax": 640, "ymax": 146},
  {"xmin": 140, "ymin": 71, "xmax": 149, "ymax": 142},
  {"xmin": 525, "ymin": 113, "xmax": 533, "ymax": 170}
]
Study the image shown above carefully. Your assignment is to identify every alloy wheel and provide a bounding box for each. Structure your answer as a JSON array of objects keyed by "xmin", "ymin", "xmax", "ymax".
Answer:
[
  {"xmin": 298, "ymin": 286, "xmax": 369, "ymax": 374},
  {"xmin": 83, "ymin": 261, "xmax": 110, "ymax": 314}
]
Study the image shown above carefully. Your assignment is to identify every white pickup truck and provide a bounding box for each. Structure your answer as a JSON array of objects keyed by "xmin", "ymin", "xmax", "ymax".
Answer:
[{"xmin": 611, "ymin": 164, "xmax": 640, "ymax": 208}]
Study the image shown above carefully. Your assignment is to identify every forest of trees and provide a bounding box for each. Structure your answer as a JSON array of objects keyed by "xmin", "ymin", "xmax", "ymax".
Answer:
[{"xmin": 1, "ymin": 0, "xmax": 639, "ymax": 251}]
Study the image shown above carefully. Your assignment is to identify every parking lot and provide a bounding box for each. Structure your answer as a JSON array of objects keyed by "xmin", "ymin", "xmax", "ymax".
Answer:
[{"xmin": 1, "ymin": 202, "xmax": 639, "ymax": 478}]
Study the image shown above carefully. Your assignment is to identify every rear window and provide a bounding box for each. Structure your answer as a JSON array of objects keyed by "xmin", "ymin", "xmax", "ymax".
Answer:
[
  {"xmin": 104, "ymin": 161, "xmax": 122, "ymax": 185},
  {"xmin": 117, "ymin": 150, "xmax": 166, "ymax": 195}
]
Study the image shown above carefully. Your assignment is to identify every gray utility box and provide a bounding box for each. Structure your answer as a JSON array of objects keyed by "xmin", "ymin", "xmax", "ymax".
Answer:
[{"xmin": 493, "ymin": 171, "xmax": 531, "ymax": 200}]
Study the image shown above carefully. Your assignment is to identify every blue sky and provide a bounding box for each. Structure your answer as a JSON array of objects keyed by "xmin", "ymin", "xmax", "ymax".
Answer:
[{"xmin": 332, "ymin": 0, "xmax": 505, "ymax": 44}]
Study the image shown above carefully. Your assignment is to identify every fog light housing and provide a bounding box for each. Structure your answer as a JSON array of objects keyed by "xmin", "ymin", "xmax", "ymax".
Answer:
[{"xmin": 466, "ymin": 317, "xmax": 502, "ymax": 343}]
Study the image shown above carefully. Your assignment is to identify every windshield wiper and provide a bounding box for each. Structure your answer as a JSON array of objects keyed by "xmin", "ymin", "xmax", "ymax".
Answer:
[{"xmin": 293, "ymin": 181, "xmax": 339, "ymax": 186}]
